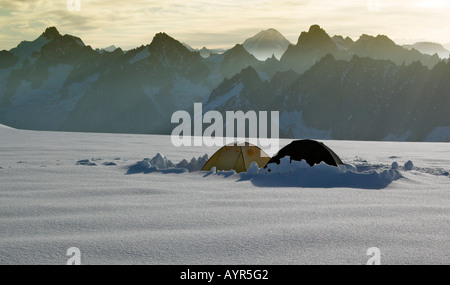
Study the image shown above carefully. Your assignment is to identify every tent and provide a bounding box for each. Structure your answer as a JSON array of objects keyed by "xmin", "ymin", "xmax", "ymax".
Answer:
[
  {"xmin": 201, "ymin": 142, "xmax": 271, "ymax": 173},
  {"xmin": 264, "ymin": 139, "xmax": 343, "ymax": 168}
]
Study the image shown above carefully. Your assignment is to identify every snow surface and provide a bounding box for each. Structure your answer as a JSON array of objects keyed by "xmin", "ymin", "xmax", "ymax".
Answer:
[
  {"xmin": 0, "ymin": 126, "xmax": 449, "ymax": 265},
  {"xmin": 0, "ymin": 124, "xmax": 13, "ymax": 129},
  {"xmin": 257, "ymin": 157, "xmax": 402, "ymax": 189}
]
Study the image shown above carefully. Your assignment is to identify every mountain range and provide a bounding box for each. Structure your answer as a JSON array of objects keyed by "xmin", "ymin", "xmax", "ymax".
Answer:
[
  {"xmin": 402, "ymin": 42, "xmax": 449, "ymax": 59},
  {"xmin": 0, "ymin": 25, "xmax": 449, "ymax": 142},
  {"xmin": 182, "ymin": 43, "xmax": 226, "ymax": 58}
]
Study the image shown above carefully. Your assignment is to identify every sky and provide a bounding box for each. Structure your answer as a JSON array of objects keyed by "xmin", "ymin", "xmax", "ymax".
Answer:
[{"xmin": 0, "ymin": 0, "xmax": 449, "ymax": 50}]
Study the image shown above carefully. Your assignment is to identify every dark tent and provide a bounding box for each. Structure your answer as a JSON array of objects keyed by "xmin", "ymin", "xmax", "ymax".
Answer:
[{"xmin": 264, "ymin": 139, "xmax": 343, "ymax": 168}]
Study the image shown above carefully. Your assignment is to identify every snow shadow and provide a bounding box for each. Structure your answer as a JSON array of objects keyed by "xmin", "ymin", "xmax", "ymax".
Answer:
[
  {"xmin": 237, "ymin": 158, "xmax": 403, "ymax": 190},
  {"xmin": 202, "ymin": 167, "xmax": 237, "ymax": 178}
]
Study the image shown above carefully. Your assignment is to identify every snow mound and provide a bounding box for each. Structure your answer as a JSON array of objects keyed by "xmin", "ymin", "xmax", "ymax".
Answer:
[
  {"xmin": 76, "ymin": 159, "xmax": 97, "ymax": 166},
  {"xmin": 236, "ymin": 156, "xmax": 402, "ymax": 189},
  {"xmin": 149, "ymin": 153, "xmax": 175, "ymax": 169},
  {"xmin": 404, "ymin": 160, "xmax": 414, "ymax": 171},
  {"xmin": 127, "ymin": 153, "xmax": 209, "ymax": 174},
  {"xmin": 127, "ymin": 153, "xmax": 178, "ymax": 174},
  {"xmin": 246, "ymin": 162, "xmax": 260, "ymax": 175},
  {"xmin": 76, "ymin": 158, "xmax": 109, "ymax": 166},
  {"xmin": 176, "ymin": 154, "xmax": 209, "ymax": 172},
  {"xmin": 409, "ymin": 166, "xmax": 449, "ymax": 177}
]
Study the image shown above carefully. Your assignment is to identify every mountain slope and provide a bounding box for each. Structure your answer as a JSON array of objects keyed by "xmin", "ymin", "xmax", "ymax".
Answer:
[
  {"xmin": 220, "ymin": 44, "xmax": 261, "ymax": 79},
  {"xmin": 205, "ymin": 66, "xmax": 272, "ymax": 113},
  {"xmin": 0, "ymin": 27, "xmax": 102, "ymax": 130},
  {"xmin": 206, "ymin": 54, "xmax": 450, "ymax": 141},
  {"xmin": 284, "ymin": 56, "xmax": 450, "ymax": 140},
  {"xmin": 0, "ymin": 28, "xmax": 218, "ymax": 134},
  {"xmin": 60, "ymin": 32, "xmax": 214, "ymax": 134}
]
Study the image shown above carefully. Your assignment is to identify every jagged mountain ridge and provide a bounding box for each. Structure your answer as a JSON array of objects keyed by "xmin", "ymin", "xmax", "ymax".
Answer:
[
  {"xmin": 280, "ymin": 25, "xmax": 441, "ymax": 74},
  {"xmin": 0, "ymin": 26, "xmax": 448, "ymax": 141},
  {"xmin": 181, "ymin": 43, "xmax": 226, "ymax": 58},
  {"xmin": 206, "ymin": 55, "xmax": 450, "ymax": 141}
]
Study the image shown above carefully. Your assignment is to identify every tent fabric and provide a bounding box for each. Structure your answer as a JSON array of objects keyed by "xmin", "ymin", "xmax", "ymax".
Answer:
[
  {"xmin": 201, "ymin": 142, "xmax": 270, "ymax": 173},
  {"xmin": 264, "ymin": 139, "xmax": 343, "ymax": 168}
]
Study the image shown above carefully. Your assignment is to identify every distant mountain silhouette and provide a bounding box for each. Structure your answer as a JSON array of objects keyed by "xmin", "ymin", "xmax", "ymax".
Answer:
[
  {"xmin": 346, "ymin": 34, "xmax": 441, "ymax": 67},
  {"xmin": 182, "ymin": 43, "xmax": 226, "ymax": 58},
  {"xmin": 97, "ymin": 45, "xmax": 118, "ymax": 53},
  {"xmin": 403, "ymin": 42, "xmax": 450, "ymax": 59},
  {"xmin": 0, "ymin": 26, "xmax": 448, "ymax": 141},
  {"xmin": 280, "ymin": 25, "xmax": 441, "ymax": 74},
  {"xmin": 242, "ymin": 28, "xmax": 291, "ymax": 60},
  {"xmin": 445, "ymin": 43, "xmax": 450, "ymax": 52}
]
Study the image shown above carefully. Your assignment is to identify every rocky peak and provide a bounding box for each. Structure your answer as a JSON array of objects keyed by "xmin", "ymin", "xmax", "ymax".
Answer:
[
  {"xmin": 42, "ymin": 27, "xmax": 61, "ymax": 40},
  {"xmin": 296, "ymin": 25, "xmax": 337, "ymax": 52}
]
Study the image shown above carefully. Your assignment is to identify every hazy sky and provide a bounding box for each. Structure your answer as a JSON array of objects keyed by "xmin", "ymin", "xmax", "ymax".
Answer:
[{"xmin": 1, "ymin": 0, "xmax": 449, "ymax": 50}]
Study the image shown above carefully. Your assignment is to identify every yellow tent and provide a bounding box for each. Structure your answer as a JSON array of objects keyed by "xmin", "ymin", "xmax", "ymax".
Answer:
[{"xmin": 201, "ymin": 142, "xmax": 270, "ymax": 173}]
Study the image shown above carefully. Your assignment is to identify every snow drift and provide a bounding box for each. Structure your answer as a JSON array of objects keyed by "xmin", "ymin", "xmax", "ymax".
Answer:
[
  {"xmin": 125, "ymin": 153, "xmax": 404, "ymax": 189},
  {"xmin": 239, "ymin": 158, "xmax": 402, "ymax": 189}
]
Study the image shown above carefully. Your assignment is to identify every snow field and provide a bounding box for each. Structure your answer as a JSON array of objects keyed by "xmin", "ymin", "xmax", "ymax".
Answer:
[{"xmin": 0, "ymin": 126, "xmax": 449, "ymax": 264}]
